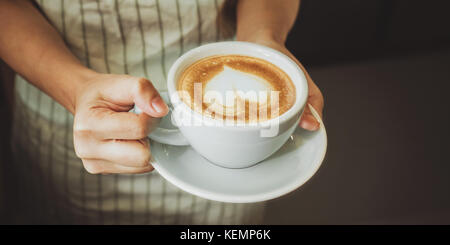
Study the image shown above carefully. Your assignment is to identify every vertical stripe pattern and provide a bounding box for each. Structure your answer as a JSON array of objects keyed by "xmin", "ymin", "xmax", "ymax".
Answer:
[
  {"xmin": 155, "ymin": 0, "xmax": 166, "ymax": 79},
  {"xmin": 175, "ymin": 0, "xmax": 184, "ymax": 55},
  {"xmin": 60, "ymin": 0, "xmax": 71, "ymax": 225},
  {"xmin": 114, "ymin": 0, "xmax": 128, "ymax": 223},
  {"xmin": 135, "ymin": 0, "xmax": 149, "ymax": 78},
  {"xmin": 195, "ymin": 0, "xmax": 203, "ymax": 45},
  {"xmin": 10, "ymin": 0, "xmax": 265, "ymax": 225},
  {"xmin": 78, "ymin": 0, "xmax": 89, "ymax": 222}
]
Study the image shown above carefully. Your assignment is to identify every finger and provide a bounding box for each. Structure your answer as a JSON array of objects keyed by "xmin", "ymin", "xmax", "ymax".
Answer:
[
  {"xmin": 99, "ymin": 75, "xmax": 169, "ymax": 117},
  {"xmin": 98, "ymin": 138, "xmax": 151, "ymax": 167},
  {"xmin": 299, "ymin": 106, "xmax": 320, "ymax": 131},
  {"xmin": 76, "ymin": 137, "xmax": 152, "ymax": 167},
  {"xmin": 82, "ymin": 158, "xmax": 154, "ymax": 174},
  {"xmin": 307, "ymin": 80, "xmax": 324, "ymax": 119},
  {"xmin": 78, "ymin": 109, "xmax": 160, "ymax": 140},
  {"xmin": 292, "ymin": 58, "xmax": 324, "ymax": 119}
]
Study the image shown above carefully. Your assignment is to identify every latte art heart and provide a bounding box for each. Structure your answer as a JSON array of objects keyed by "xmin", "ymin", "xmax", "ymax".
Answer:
[{"xmin": 177, "ymin": 55, "xmax": 296, "ymax": 123}]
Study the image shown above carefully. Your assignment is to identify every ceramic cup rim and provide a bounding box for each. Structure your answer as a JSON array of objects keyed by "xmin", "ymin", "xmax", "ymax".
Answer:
[{"xmin": 167, "ymin": 41, "xmax": 308, "ymax": 131}]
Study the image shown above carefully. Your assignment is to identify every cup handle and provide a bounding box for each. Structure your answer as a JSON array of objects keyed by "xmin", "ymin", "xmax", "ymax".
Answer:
[
  {"xmin": 147, "ymin": 124, "xmax": 190, "ymax": 146},
  {"xmin": 132, "ymin": 92, "xmax": 190, "ymax": 146}
]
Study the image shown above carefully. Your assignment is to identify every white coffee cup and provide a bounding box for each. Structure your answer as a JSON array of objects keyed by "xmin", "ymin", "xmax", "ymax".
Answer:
[{"xmin": 138, "ymin": 41, "xmax": 308, "ymax": 168}]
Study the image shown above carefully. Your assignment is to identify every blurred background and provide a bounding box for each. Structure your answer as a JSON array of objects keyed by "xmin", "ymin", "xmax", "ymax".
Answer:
[
  {"xmin": 264, "ymin": 0, "xmax": 450, "ymax": 224},
  {"xmin": 1, "ymin": 0, "xmax": 450, "ymax": 224}
]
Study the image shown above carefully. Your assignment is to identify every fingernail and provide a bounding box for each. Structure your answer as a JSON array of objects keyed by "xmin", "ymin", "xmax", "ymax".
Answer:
[
  {"xmin": 311, "ymin": 121, "xmax": 320, "ymax": 131},
  {"xmin": 300, "ymin": 115, "xmax": 320, "ymax": 131},
  {"xmin": 151, "ymin": 96, "xmax": 168, "ymax": 114}
]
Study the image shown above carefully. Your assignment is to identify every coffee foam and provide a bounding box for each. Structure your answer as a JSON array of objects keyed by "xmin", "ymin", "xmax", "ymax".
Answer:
[
  {"xmin": 205, "ymin": 66, "xmax": 273, "ymax": 103},
  {"xmin": 177, "ymin": 55, "xmax": 296, "ymax": 122}
]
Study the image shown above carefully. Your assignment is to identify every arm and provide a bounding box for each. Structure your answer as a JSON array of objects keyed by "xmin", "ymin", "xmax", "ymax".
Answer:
[
  {"xmin": 236, "ymin": 0, "xmax": 324, "ymax": 131},
  {"xmin": 236, "ymin": 0, "xmax": 299, "ymax": 45},
  {"xmin": 0, "ymin": 0, "xmax": 168, "ymax": 174},
  {"xmin": 0, "ymin": 0, "xmax": 93, "ymax": 114}
]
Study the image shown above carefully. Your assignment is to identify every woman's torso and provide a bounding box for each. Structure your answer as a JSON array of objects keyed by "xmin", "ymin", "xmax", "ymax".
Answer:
[{"xmin": 10, "ymin": 0, "xmax": 265, "ymax": 225}]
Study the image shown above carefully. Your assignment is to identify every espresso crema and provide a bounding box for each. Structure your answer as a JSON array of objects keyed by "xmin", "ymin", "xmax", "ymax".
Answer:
[{"xmin": 177, "ymin": 55, "xmax": 296, "ymax": 122}]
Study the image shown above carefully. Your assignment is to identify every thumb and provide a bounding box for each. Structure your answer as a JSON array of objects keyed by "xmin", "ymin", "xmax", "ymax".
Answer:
[
  {"xmin": 132, "ymin": 78, "xmax": 169, "ymax": 117},
  {"xmin": 100, "ymin": 75, "xmax": 169, "ymax": 117}
]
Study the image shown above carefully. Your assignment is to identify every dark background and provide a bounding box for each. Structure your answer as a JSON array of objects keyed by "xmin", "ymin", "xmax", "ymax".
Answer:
[
  {"xmin": 265, "ymin": 0, "xmax": 450, "ymax": 224},
  {"xmin": 1, "ymin": 0, "xmax": 450, "ymax": 224},
  {"xmin": 287, "ymin": 0, "xmax": 450, "ymax": 66}
]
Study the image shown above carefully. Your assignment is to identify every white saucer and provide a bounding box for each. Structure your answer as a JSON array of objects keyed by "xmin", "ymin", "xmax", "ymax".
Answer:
[{"xmin": 150, "ymin": 105, "xmax": 327, "ymax": 203}]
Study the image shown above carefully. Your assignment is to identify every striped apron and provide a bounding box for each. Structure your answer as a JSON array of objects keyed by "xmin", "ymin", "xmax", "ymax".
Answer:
[{"xmin": 10, "ymin": 0, "xmax": 265, "ymax": 224}]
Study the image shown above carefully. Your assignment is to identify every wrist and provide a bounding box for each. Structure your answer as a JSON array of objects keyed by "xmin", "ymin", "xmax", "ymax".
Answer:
[
  {"xmin": 33, "ymin": 45, "xmax": 100, "ymax": 114},
  {"xmin": 59, "ymin": 65, "xmax": 98, "ymax": 114},
  {"xmin": 236, "ymin": 28, "xmax": 287, "ymax": 46}
]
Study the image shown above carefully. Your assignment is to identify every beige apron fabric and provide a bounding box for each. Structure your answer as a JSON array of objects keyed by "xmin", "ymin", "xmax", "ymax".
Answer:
[{"xmin": 11, "ymin": 0, "xmax": 265, "ymax": 224}]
